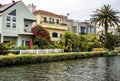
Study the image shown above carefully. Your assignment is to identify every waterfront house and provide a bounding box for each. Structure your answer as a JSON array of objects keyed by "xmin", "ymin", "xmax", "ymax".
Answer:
[
  {"xmin": 96, "ymin": 25, "xmax": 118, "ymax": 35},
  {"xmin": 0, "ymin": 1, "xmax": 36, "ymax": 47},
  {"xmin": 31, "ymin": 5, "xmax": 68, "ymax": 41},
  {"xmin": 72, "ymin": 20, "xmax": 96, "ymax": 34}
]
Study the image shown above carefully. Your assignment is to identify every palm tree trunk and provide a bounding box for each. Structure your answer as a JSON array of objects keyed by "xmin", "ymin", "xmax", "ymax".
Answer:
[{"xmin": 104, "ymin": 22, "xmax": 108, "ymax": 51}]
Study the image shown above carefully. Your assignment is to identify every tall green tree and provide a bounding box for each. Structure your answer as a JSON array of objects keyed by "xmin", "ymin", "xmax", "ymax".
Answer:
[
  {"xmin": 91, "ymin": 4, "xmax": 120, "ymax": 50},
  {"xmin": 99, "ymin": 32, "xmax": 120, "ymax": 50},
  {"xmin": 116, "ymin": 25, "xmax": 120, "ymax": 34}
]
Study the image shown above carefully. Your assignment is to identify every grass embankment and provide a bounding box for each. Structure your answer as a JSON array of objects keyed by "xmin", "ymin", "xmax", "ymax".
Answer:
[{"xmin": 0, "ymin": 51, "xmax": 107, "ymax": 66}]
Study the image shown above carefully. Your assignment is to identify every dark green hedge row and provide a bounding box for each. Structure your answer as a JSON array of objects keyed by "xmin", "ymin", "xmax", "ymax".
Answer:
[{"xmin": 0, "ymin": 51, "xmax": 107, "ymax": 66}]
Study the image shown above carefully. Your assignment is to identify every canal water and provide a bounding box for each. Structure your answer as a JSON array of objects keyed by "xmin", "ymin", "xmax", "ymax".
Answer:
[{"xmin": 0, "ymin": 56, "xmax": 120, "ymax": 81}]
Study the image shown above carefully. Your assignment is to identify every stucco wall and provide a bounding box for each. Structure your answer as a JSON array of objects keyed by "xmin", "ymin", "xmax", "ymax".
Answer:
[
  {"xmin": 2, "ymin": 1, "xmax": 36, "ymax": 36},
  {"xmin": 17, "ymin": 35, "xmax": 33, "ymax": 46}
]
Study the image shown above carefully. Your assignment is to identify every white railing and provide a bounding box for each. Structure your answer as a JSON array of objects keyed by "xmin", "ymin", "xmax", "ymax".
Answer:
[{"xmin": 19, "ymin": 49, "xmax": 64, "ymax": 54}]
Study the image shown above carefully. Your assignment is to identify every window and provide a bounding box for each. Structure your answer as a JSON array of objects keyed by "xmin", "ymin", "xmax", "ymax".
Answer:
[
  {"xmin": 25, "ymin": 41, "xmax": 29, "ymax": 46},
  {"xmin": 25, "ymin": 24, "xmax": 28, "ymax": 27},
  {"xmin": 81, "ymin": 27, "xmax": 86, "ymax": 34},
  {"xmin": 56, "ymin": 20, "xmax": 59, "ymax": 24},
  {"xmin": 49, "ymin": 18, "xmax": 54, "ymax": 24},
  {"xmin": 60, "ymin": 34, "xmax": 62, "ymax": 37},
  {"xmin": 12, "ymin": 23, "xmax": 16, "ymax": 28},
  {"xmin": 52, "ymin": 18, "xmax": 54, "ymax": 24},
  {"xmin": 43, "ymin": 17, "xmax": 47, "ymax": 23},
  {"xmin": 52, "ymin": 32, "xmax": 58, "ymax": 38},
  {"xmin": 12, "ymin": 17, "xmax": 16, "ymax": 22},
  {"xmin": 49, "ymin": 18, "xmax": 52, "ymax": 23},
  {"xmin": 73, "ymin": 26, "xmax": 77, "ymax": 33},
  {"xmin": 8, "ymin": 9, "xmax": 16, "ymax": 16},
  {"xmin": 6, "ymin": 16, "xmax": 10, "ymax": 21},
  {"xmin": 6, "ymin": 23, "xmax": 10, "ymax": 27},
  {"xmin": 20, "ymin": 40, "xmax": 29, "ymax": 46},
  {"xmin": 21, "ymin": 40, "xmax": 24, "ymax": 46}
]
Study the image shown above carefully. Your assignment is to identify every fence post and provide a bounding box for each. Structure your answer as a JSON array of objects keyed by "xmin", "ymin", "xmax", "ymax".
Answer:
[
  {"xmin": 36, "ymin": 49, "xmax": 38, "ymax": 54},
  {"xmin": 20, "ymin": 50, "xmax": 21, "ymax": 55}
]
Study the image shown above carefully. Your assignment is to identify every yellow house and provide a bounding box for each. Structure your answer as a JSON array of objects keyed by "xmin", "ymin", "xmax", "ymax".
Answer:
[{"xmin": 33, "ymin": 10, "xmax": 68, "ymax": 41}]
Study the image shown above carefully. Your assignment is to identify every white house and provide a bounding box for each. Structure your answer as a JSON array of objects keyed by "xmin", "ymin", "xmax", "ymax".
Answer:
[
  {"xmin": 72, "ymin": 20, "xmax": 96, "ymax": 34},
  {"xmin": 96, "ymin": 25, "xmax": 118, "ymax": 35},
  {"xmin": 0, "ymin": 1, "xmax": 36, "ymax": 47}
]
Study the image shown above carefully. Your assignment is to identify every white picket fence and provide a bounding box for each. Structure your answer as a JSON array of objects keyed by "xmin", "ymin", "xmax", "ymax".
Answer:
[{"xmin": 20, "ymin": 49, "xmax": 64, "ymax": 54}]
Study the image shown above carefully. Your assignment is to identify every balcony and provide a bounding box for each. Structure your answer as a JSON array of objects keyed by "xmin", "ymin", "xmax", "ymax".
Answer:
[{"xmin": 39, "ymin": 21, "xmax": 68, "ymax": 30}]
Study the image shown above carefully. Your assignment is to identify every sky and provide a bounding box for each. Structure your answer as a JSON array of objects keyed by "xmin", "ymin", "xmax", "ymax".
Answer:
[{"xmin": 1, "ymin": 0, "xmax": 120, "ymax": 21}]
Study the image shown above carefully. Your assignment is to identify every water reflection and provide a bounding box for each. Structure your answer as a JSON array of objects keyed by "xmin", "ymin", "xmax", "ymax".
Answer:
[{"xmin": 0, "ymin": 56, "xmax": 120, "ymax": 81}]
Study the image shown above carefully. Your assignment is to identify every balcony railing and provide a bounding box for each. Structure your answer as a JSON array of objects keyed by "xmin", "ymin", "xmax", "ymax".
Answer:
[{"xmin": 40, "ymin": 21, "xmax": 67, "ymax": 26}]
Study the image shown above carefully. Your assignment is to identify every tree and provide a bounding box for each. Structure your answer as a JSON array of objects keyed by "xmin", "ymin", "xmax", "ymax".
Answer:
[
  {"xmin": 55, "ymin": 31, "xmax": 80, "ymax": 52},
  {"xmin": 31, "ymin": 25, "xmax": 51, "ymax": 48},
  {"xmin": 99, "ymin": 32, "xmax": 120, "ymax": 50},
  {"xmin": 55, "ymin": 31, "xmax": 100, "ymax": 51},
  {"xmin": 91, "ymin": 4, "xmax": 120, "ymax": 50},
  {"xmin": 79, "ymin": 34, "xmax": 101, "ymax": 51},
  {"xmin": 116, "ymin": 25, "xmax": 120, "ymax": 35},
  {"xmin": 62, "ymin": 31, "xmax": 73, "ymax": 51}
]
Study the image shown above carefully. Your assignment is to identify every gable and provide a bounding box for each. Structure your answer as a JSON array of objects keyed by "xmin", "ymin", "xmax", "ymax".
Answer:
[
  {"xmin": 8, "ymin": 9, "xmax": 16, "ymax": 16},
  {"xmin": 2, "ymin": 1, "xmax": 36, "ymax": 21},
  {"xmin": 16, "ymin": 1, "xmax": 36, "ymax": 21}
]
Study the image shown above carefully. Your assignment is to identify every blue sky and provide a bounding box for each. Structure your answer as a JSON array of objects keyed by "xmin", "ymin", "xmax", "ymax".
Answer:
[{"xmin": 1, "ymin": 0, "xmax": 120, "ymax": 21}]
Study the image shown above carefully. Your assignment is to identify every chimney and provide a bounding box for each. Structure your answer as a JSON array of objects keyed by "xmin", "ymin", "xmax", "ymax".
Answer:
[
  {"xmin": 0, "ymin": 4, "xmax": 2, "ymax": 8},
  {"xmin": 28, "ymin": 3, "xmax": 36, "ymax": 12},
  {"xmin": 12, "ymin": 0, "xmax": 15, "ymax": 4}
]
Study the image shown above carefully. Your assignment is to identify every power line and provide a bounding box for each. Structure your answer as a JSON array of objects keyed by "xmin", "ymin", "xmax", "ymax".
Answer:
[{"xmin": 63, "ymin": 2, "xmax": 120, "ymax": 15}]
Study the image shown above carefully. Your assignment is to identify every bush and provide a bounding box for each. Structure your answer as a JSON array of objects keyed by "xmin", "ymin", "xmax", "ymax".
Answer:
[
  {"xmin": 115, "ymin": 47, "xmax": 120, "ymax": 53},
  {"xmin": 0, "ymin": 43, "xmax": 8, "ymax": 55},
  {"xmin": 32, "ymin": 45, "xmax": 39, "ymax": 49},
  {"xmin": 0, "ymin": 55, "xmax": 36, "ymax": 66},
  {"xmin": 43, "ymin": 44, "xmax": 55, "ymax": 49},
  {"xmin": 92, "ymin": 48, "xmax": 105, "ymax": 51},
  {"xmin": 3, "ymin": 41, "xmax": 16, "ymax": 49},
  {"xmin": 0, "ymin": 51, "xmax": 107, "ymax": 66},
  {"xmin": 18, "ymin": 46, "xmax": 29, "ymax": 50}
]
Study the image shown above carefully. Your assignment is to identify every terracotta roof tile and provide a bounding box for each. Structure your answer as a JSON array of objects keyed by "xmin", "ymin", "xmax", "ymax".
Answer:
[{"xmin": 33, "ymin": 10, "xmax": 63, "ymax": 18}]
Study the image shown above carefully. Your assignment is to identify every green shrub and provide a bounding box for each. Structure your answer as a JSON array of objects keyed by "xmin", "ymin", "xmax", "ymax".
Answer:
[
  {"xmin": 115, "ymin": 47, "xmax": 120, "ymax": 53},
  {"xmin": 43, "ymin": 44, "xmax": 55, "ymax": 49},
  {"xmin": 0, "ymin": 43, "xmax": 8, "ymax": 55},
  {"xmin": 92, "ymin": 48, "xmax": 105, "ymax": 51},
  {"xmin": 18, "ymin": 46, "xmax": 29, "ymax": 50},
  {"xmin": 3, "ymin": 41, "xmax": 16, "ymax": 49},
  {"xmin": 0, "ymin": 51, "xmax": 107, "ymax": 66},
  {"xmin": 32, "ymin": 45, "xmax": 39, "ymax": 49}
]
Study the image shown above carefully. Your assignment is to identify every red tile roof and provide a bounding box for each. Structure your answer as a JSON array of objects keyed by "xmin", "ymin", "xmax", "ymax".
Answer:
[{"xmin": 33, "ymin": 10, "xmax": 63, "ymax": 18}]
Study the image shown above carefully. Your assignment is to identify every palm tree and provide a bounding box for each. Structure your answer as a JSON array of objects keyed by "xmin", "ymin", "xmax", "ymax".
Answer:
[
  {"xmin": 91, "ymin": 4, "xmax": 120, "ymax": 50},
  {"xmin": 116, "ymin": 25, "xmax": 120, "ymax": 35},
  {"xmin": 62, "ymin": 31, "xmax": 73, "ymax": 51}
]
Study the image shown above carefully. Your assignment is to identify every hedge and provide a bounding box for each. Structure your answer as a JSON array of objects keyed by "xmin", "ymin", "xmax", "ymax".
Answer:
[{"xmin": 0, "ymin": 51, "xmax": 108, "ymax": 66}]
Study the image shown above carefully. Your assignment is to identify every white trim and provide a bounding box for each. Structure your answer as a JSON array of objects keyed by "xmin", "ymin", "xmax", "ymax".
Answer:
[{"xmin": 18, "ymin": 33, "xmax": 33, "ymax": 35}]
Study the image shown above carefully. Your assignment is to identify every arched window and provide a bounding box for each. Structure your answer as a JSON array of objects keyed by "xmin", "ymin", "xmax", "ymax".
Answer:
[
  {"xmin": 52, "ymin": 32, "xmax": 58, "ymax": 38},
  {"xmin": 43, "ymin": 17, "xmax": 47, "ymax": 23}
]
